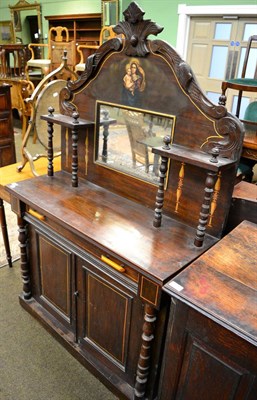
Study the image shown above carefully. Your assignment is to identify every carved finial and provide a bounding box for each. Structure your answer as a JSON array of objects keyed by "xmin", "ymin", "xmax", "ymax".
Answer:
[
  {"xmin": 163, "ymin": 135, "xmax": 171, "ymax": 150},
  {"xmin": 209, "ymin": 146, "xmax": 220, "ymax": 163},
  {"xmin": 123, "ymin": 1, "xmax": 145, "ymax": 23},
  {"xmin": 72, "ymin": 111, "xmax": 79, "ymax": 124},
  {"xmin": 113, "ymin": 2, "xmax": 163, "ymax": 57},
  {"xmin": 48, "ymin": 106, "xmax": 54, "ymax": 117}
]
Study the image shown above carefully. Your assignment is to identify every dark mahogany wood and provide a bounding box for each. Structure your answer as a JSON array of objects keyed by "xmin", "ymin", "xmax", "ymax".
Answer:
[
  {"xmin": 41, "ymin": 112, "xmax": 93, "ymax": 186},
  {"xmin": 7, "ymin": 171, "xmax": 218, "ymax": 281},
  {"xmin": 0, "ymin": 84, "xmax": 16, "ymax": 167},
  {"xmin": 18, "ymin": 216, "xmax": 31, "ymax": 300},
  {"xmin": 161, "ymin": 220, "xmax": 257, "ymax": 399},
  {"xmin": 153, "ymin": 155, "xmax": 169, "ymax": 228},
  {"xmin": 194, "ymin": 170, "xmax": 218, "ymax": 247},
  {"xmin": 225, "ymin": 181, "xmax": 257, "ymax": 234},
  {"xmin": 46, "ymin": 106, "xmax": 54, "ymax": 177},
  {"xmin": 134, "ymin": 304, "xmax": 157, "ymax": 399},
  {"xmin": 0, "ymin": 44, "xmax": 29, "ymax": 77},
  {"xmin": 6, "ymin": 3, "xmax": 245, "ymax": 400},
  {"xmin": 59, "ymin": 2, "xmax": 243, "ymax": 239}
]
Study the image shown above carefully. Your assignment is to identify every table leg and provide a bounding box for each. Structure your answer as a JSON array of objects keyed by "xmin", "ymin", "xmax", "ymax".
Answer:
[{"xmin": 0, "ymin": 198, "xmax": 12, "ymax": 267}]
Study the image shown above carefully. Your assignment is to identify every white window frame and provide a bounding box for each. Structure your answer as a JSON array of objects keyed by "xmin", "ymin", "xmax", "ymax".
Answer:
[{"xmin": 176, "ymin": 4, "xmax": 257, "ymax": 59}]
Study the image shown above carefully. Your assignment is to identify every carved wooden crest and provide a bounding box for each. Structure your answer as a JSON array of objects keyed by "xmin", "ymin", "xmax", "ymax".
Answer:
[{"xmin": 113, "ymin": 1, "xmax": 163, "ymax": 56}]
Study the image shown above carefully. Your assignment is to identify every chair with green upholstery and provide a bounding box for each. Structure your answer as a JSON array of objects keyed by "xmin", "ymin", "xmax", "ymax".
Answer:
[
  {"xmin": 244, "ymin": 100, "xmax": 257, "ymax": 123},
  {"xmin": 220, "ymin": 35, "xmax": 257, "ymax": 118}
]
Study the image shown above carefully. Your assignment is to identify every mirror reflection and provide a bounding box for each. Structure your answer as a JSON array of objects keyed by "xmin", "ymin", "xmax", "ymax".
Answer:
[{"xmin": 96, "ymin": 103, "xmax": 175, "ymax": 184}]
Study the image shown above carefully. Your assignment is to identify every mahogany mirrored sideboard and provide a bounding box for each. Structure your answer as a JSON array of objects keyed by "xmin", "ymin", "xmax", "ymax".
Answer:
[{"xmin": 6, "ymin": 3, "xmax": 244, "ymax": 399}]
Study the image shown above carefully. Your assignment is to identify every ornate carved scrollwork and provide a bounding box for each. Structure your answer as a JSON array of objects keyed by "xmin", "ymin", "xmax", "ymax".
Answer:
[
  {"xmin": 201, "ymin": 114, "xmax": 244, "ymax": 159},
  {"xmin": 150, "ymin": 40, "xmax": 244, "ymax": 160}
]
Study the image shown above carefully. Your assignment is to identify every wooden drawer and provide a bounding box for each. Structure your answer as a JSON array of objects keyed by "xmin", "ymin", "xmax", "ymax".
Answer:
[{"xmin": 26, "ymin": 206, "xmax": 140, "ymax": 284}]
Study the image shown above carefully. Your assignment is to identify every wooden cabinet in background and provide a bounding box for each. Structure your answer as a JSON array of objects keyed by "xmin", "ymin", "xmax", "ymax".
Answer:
[
  {"xmin": 0, "ymin": 84, "xmax": 16, "ymax": 167},
  {"xmin": 45, "ymin": 14, "xmax": 102, "ymax": 64},
  {"xmin": 160, "ymin": 220, "xmax": 257, "ymax": 400}
]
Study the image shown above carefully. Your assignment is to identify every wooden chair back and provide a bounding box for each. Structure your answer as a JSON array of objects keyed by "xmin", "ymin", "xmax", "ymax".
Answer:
[
  {"xmin": 26, "ymin": 26, "xmax": 75, "ymax": 78},
  {"xmin": 75, "ymin": 26, "xmax": 119, "ymax": 73},
  {"xmin": 219, "ymin": 35, "xmax": 257, "ymax": 118},
  {"xmin": 48, "ymin": 26, "xmax": 70, "ymax": 60},
  {"xmin": 123, "ymin": 110, "xmax": 153, "ymax": 172}
]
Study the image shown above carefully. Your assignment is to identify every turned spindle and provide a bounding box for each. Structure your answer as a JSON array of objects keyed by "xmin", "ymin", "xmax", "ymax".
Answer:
[
  {"xmin": 153, "ymin": 135, "xmax": 171, "ymax": 227},
  {"xmin": 71, "ymin": 111, "xmax": 79, "ymax": 187},
  {"xmin": 194, "ymin": 171, "xmax": 218, "ymax": 247},
  {"xmin": 47, "ymin": 106, "xmax": 55, "ymax": 176}
]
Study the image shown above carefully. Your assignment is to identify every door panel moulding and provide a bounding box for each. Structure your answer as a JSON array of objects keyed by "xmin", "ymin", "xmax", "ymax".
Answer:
[{"xmin": 177, "ymin": 4, "xmax": 257, "ymax": 59}]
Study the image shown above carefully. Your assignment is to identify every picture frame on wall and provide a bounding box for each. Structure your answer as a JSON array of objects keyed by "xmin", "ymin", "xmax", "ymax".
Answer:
[{"xmin": 0, "ymin": 21, "xmax": 15, "ymax": 44}]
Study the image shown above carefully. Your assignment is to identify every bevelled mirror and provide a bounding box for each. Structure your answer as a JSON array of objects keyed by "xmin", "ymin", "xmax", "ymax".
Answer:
[
  {"xmin": 9, "ymin": 0, "xmax": 42, "ymax": 44},
  {"xmin": 95, "ymin": 101, "xmax": 176, "ymax": 185},
  {"xmin": 101, "ymin": 0, "xmax": 119, "ymax": 26}
]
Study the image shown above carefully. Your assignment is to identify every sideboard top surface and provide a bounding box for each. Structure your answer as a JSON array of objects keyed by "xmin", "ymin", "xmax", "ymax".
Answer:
[
  {"xmin": 7, "ymin": 171, "xmax": 217, "ymax": 283},
  {"xmin": 165, "ymin": 220, "xmax": 257, "ymax": 344}
]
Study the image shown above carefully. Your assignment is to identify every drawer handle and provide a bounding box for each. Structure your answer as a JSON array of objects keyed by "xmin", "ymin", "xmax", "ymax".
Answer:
[
  {"xmin": 101, "ymin": 255, "xmax": 125, "ymax": 273},
  {"xmin": 28, "ymin": 209, "xmax": 45, "ymax": 221}
]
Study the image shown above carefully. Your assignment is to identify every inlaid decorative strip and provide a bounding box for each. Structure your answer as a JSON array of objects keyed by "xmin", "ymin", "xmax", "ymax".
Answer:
[{"xmin": 175, "ymin": 162, "xmax": 185, "ymax": 213}]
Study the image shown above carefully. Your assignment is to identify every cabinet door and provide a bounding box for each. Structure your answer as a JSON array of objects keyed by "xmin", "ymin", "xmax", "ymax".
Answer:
[
  {"xmin": 29, "ymin": 223, "xmax": 76, "ymax": 334},
  {"xmin": 76, "ymin": 255, "xmax": 143, "ymax": 388},
  {"xmin": 159, "ymin": 300, "xmax": 257, "ymax": 400}
]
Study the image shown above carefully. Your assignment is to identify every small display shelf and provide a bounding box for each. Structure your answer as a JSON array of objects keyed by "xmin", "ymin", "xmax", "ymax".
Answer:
[{"xmin": 152, "ymin": 137, "xmax": 237, "ymax": 248}]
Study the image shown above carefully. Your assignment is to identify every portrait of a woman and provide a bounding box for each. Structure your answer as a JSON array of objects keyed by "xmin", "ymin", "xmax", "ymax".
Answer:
[{"xmin": 122, "ymin": 60, "xmax": 146, "ymax": 107}]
